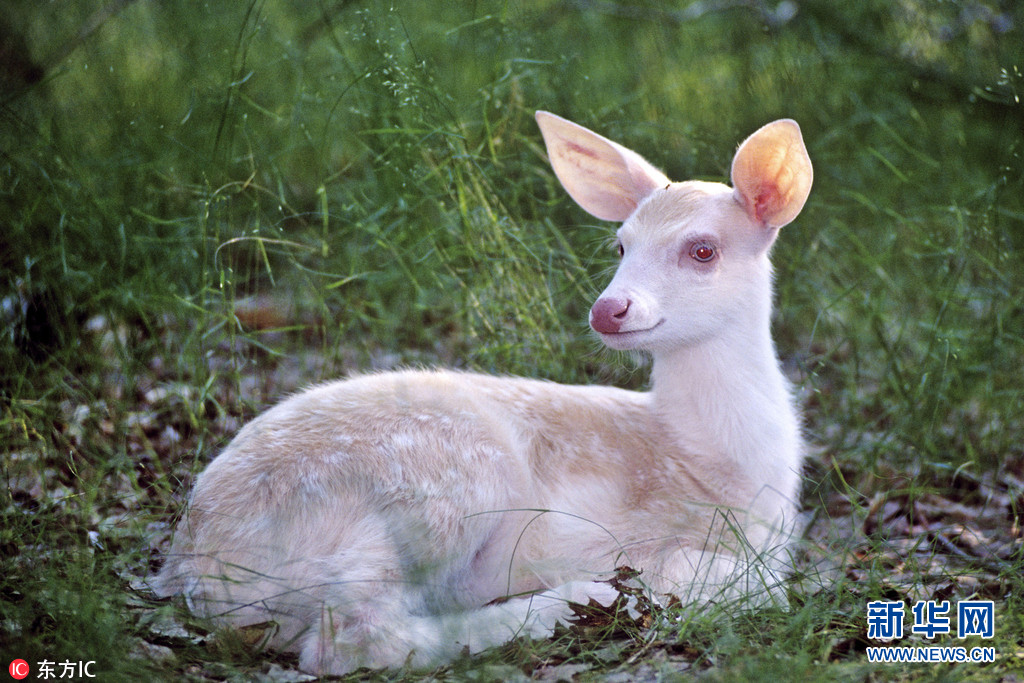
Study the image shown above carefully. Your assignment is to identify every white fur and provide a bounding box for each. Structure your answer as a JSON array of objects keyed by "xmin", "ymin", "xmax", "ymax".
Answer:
[{"xmin": 154, "ymin": 111, "xmax": 813, "ymax": 674}]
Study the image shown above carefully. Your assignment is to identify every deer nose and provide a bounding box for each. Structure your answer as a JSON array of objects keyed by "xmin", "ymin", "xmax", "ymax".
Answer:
[{"xmin": 590, "ymin": 297, "xmax": 630, "ymax": 334}]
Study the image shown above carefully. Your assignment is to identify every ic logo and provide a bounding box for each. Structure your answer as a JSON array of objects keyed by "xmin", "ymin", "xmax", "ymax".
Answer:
[{"xmin": 8, "ymin": 659, "xmax": 30, "ymax": 680}]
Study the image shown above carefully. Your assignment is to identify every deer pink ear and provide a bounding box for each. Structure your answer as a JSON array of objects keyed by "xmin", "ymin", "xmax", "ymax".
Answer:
[
  {"xmin": 536, "ymin": 111, "xmax": 670, "ymax": 222},
  {"xmin": 731, "ymin": 119, "xmax": 813, "ymax": 228}
]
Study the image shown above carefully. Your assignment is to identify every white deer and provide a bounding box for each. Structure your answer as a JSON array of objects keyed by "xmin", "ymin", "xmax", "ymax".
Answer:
[{"xmin": 154, "ymin": 111, "xmax": 813, "ymax": 674}]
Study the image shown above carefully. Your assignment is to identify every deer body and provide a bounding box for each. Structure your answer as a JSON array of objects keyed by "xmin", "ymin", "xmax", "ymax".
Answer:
[{"xmin": 155, "ymin": 112, "xmax": 813, "ymax": 674}]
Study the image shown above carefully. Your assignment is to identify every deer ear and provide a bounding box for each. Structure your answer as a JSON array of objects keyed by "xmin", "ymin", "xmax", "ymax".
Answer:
[
  {"xmin": 536, "ymin": 111, "xmax": 670, "ymax": 222},
  {"xmin": 731, "ymin": 119, "xmax": 813, "ymax": 228}
]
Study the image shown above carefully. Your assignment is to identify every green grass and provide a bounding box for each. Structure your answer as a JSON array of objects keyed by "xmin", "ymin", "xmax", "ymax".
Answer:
[{"xmin": 2, "ymin": 0, "xmax": 1023, "ymax": 680}]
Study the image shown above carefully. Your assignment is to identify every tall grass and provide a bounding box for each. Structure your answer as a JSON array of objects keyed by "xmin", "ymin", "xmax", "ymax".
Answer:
[{"xmin": 2, "ymin": 0, "xmax": 1022, "ymax": 679}]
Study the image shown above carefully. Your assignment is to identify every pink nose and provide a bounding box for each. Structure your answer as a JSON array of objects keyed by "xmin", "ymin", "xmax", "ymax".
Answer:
[{"xmin": 590, "ymin": 297, "xmax": 630, "ymax": 334}]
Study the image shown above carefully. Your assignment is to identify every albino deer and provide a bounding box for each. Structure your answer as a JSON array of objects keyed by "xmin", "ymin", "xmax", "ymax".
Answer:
[{"xmin": 154, "ymin": 111, "xmax": 813, "ymax": 674}]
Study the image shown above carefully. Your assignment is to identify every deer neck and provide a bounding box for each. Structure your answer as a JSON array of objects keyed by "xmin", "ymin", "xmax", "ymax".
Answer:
[{"xmin": 648, "ymin": 305, "xmax": 802, "ymax": 507}]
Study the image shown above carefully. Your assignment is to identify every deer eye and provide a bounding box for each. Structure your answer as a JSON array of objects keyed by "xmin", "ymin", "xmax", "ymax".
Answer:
[{"xmin": 689, "ymin": 242, "xmax": 716, "ymax": 263}]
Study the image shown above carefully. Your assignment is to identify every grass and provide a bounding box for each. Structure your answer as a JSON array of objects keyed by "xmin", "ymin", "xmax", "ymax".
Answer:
[{"xmin": 2, "ymin": 0, "xmax": 1023, "ymax": 680}]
